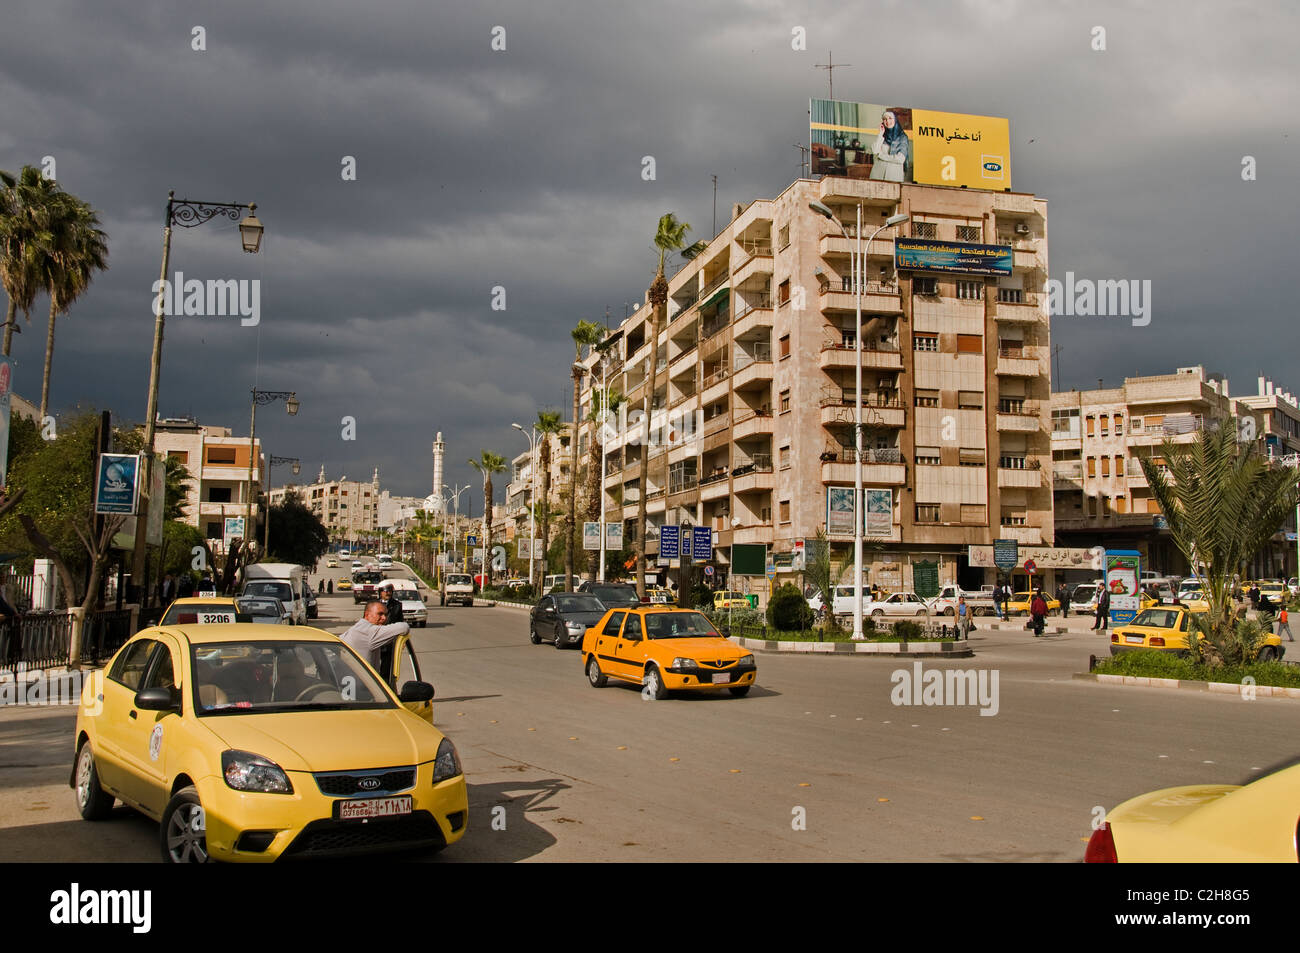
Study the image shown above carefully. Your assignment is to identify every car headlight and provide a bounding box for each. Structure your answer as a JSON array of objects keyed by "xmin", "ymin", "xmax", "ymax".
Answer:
[
  {"xmin": 738, "ymin": 654, "xmax": 754, "ymax": 667},
  {"xmin": 222, "ymin": 750, "xmax": 293, "ymax": 794},
  {"xmin": 566, "ymin": 621, "xmax": 586, "ymax": 631},
  {"xmin": 432, "ymin": 738, "xmax": 461, "ymax": 783},
  {"xmin": 672, "ymin": 657, "xmax": 699, "ymax": 669}
]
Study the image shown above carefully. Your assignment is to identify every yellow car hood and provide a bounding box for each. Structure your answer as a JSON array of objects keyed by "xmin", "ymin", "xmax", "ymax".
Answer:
[
  {"xmin": 201, "ymin": 709, "xmax": 442, "ymax": 773},
  {"xmin": 651, "ymin": 637, "xmax": 748, "ymax": 659}
]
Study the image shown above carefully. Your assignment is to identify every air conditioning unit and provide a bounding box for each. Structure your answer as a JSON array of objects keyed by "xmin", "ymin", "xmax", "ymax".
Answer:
[{"xmin": 1014, "ymin": 223, "xmax": 1030, "ymax": 236}]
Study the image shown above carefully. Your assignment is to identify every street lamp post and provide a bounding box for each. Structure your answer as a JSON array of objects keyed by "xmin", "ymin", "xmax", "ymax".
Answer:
[
  {"xmin": 441, "ymin": 484, "xmax": 470, "ymax": 593},
  {"xmin": 263, "ymin": 455, "xmax": 301, "ymax": 557},
  {"xmin": 810, "ymin": 201, "xmax": 908, "ymax": 640},
  {"xmin": 244, "ymin": 390, "xmax": 299, "ymax": 582},
  {"xmin": 131, "ymin": 192, "xmax": 263, "ymax": 604},
  {"xmin": 512, "ymin": 423, "xmax": 539, "ymax": 588},
  {"xmin": 597, "ymin": 354, "xmax": 612, "ymax": 583}
]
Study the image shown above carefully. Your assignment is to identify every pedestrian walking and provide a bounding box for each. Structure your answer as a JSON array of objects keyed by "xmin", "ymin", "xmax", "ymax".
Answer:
[
  {"xmin": 1279, "ymin": 605, "xmax": 1294, "ymax": 642},
  {"xmin": 957, "ymin": 596, "xmax": 971, "ymax": 639},
  {"xmin": 1056, "ymin": 582, "xmax": 1069, "ymax": 618},
  {"xmin": 991, "ymin": 585, "xmax": 1003, "ymax": 621},
  {"xmin": 327, "ymin": 578, "xmax": 334, "ymax": 595},
  {"xmin": 1030, "ymin": 590, "xmax": 1048, "ymax": 636},
  {"xmin": 1091, "ymin": 585, "xmax": 1108, "ymax": 630}
]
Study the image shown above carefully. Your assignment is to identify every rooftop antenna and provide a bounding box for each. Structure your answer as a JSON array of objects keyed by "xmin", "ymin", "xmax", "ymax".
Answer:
[
  {"xmin": 1051, "ymin": 342, "xmax": 1063, "ymax": 390},
  {"xmin": 712, "ymin": 174, "xmax": 718, "ymax": 238},
  {"xmin": 794, "ymin": 143, "xmax": 810, "ymax": 178},
  {"xmin": 815, "ymin": 51, "xmax": 850, "ymax": 101}
]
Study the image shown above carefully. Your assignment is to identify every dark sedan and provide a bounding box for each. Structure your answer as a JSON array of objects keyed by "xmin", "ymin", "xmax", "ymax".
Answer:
[
  {"xmin": 576, "ymin": 582, "xmax": 644, "ymax": 609},
  {"xmin": 530, "ymin": 593, "xmax": 608, "ymax": 649}
]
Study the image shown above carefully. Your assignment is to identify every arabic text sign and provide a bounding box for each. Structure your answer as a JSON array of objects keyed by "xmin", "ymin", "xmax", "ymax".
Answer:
[
  {"xmin": 895, "ymin": 238, "xmax": 1012, "ymax": 277},
  {"xmin": 659, "ymin": 525, "xmax": 679, "ymax": 560},
  {"xmin": 94, "ymin": 453, "xmax": 141, "ymax": 515},
  {"xmin": 1105, "ymin": 550, "xmax": 1142, "ymax": 625},
  {"xmin": 692, "ymin": 526, "xmax": 712, "ymax": 561},
  {"xmin": 810, "ymin": 98, "xmax": 1011, "ymax": 190}
]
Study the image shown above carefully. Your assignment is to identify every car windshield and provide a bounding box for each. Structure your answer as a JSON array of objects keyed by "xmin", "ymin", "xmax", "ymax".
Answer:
[
  {"xmin": 644, "ymin": 612, "xmax": 719, "ymax": 639},
  {"xmin": 354, "ymin": 572, "xmax": 384, "ymax": 584},
  {"xmin": 447, "ymin": 575, "xmax": 472, "ymax": 586},
  {"xmin": 555, "ymin": 594, "xmax": 604, "ymax": 613},
  {"xmin": 393, "ymin": 590, "xmax": 420, "ymax": 601},
  {"xmin": 591, "ymin": 586, "xmax": 637, "ymax": 601},
  {"xmin": 1131, "ymin": 608, "xmax": 1181, "ymax": 629},
  {"xmin": 192, "ymin": 640, "xmax": 394, "ymax": 715},
  {"xmin": 235, "ymin": 598, "xmax": 281, "ymax": 617},
  {"xmin": 242, "ymin": 582, "xmax": 293, "ymax": 603}
]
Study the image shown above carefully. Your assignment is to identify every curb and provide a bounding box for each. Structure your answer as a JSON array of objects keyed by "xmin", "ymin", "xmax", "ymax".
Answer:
[
  {"xmin": 731, "ymin": 635, "xmax": 973, "ymax": 657},
  {"xmin": 1073, "ymin": 672, "xmax": 1300, "ymax": 699}
]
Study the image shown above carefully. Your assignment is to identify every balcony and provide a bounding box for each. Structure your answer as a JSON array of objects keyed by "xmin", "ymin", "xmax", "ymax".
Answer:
[
  {"xmin": 202, "ymin": 465, "xmax": 255, "ymax": 483},
  {"xmin": 668, "ymin": 342, "xmax": 698, "ymax": 374},
  {"xmin": 820, "ymin": 335, "xmax": 903, "ymax": 372},
  {"xmin": 701, "ymin": 369, "xmax": 730, "ymax": 404},
  {"xmin": 731, "ymin": 409, "xmax": 774, "ymax": 441},
  {"xmin": 993, "ymin": 291, "xmax": 1043, "ymax": 325},
  {"xmin": 732, "ymin": 525, "xmax": 774, "ymax": 545},
  {"xmin": 1053, "ymin": 462, "xmax": 1083, "ymax": 487},
  {"xmin": 997, "ymin": 525, "xmax": 1043, "ymax": 545},
  {"xmin": 995, "ymin": 345, "xmax": 1041, "ymax": 377},
  {"xmin": 997, "ymin": 466, "xmax": 1043, "ymax": 489},
  {"xmin": 820, "ymin": 453, "xmax": 907, "ymax": 487},
  {"xmin": 732, "ymin": 295, "xmax": 774, "ymax": 337},
  {"xmin": 731, "ymin": 249, "xmax": 773, "ymax": 289},
  {"xmin": 732, "ymin": 349, "xmax": 773, "ymax": 390},
  {"xmin": 995, "ymin": 400, "xmax": 1039, "ymax": 433},
  {"xmin": 818, "ymin": 280, "xmax": 902, "ymax": 315},
  {"xmin": 820, "ymin": 396, "xmax": 906, "ymax": 430},
  {"xmin": 817, "ymin": 176, "xmax": 901, "ymax": 206},
  {"xmin": 732, "ymin": 455, "xmax": 774, "ymax": 494}
]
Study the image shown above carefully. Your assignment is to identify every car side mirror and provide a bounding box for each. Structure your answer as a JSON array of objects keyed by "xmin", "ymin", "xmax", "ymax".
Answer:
[
  {"xmin": 135, "ymin": 686, "xmax": 179, "ymax": 712},
  {"xmin": 399, "ymin": 681, "xmax": 435, "ymax": 702}
]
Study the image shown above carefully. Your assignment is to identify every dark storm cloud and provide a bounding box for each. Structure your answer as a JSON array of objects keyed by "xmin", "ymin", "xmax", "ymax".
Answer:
[{"xmin": 1, "ymin": 0, "xmax": 1297, "ymax": 495}]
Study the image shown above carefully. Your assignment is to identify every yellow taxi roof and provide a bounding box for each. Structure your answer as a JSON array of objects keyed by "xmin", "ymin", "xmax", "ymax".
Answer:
[{"xmin": 149, "ymin": 622, "xmax": 340, "ymax": 646}]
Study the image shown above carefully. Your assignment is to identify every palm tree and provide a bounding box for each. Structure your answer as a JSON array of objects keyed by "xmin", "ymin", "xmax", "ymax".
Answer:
[
  {"xmin": 566, "ymin": 320, "xmax": 604, "ymax": 591},
  {"xmin": 29, "ymin": 178, "xmax": 108, "ymax": 420},
  {"xmin": 533, "ymin": 409, "xmax": 563, "ymax": 581},
  {"xmin": 1141, "ymin": 422, "xmax": 1298, "ymax": 661},
  {"xmin": 635, "ymin": 213, "xmax": 691, "ymax": 599},
  {"xmin": 469, "ymin": 450, "xmax": 507, "ymax": 588},
  {"xmin": 584, "ymin": 381, "xmax": 625, "ymax": 585},
  {"xmin": 0, "ymin": 166, "xmax": 51, "ymax": 357}
]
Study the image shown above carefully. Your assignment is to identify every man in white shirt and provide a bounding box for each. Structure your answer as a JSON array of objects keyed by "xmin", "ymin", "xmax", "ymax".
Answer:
[{"xmin": 341, "ymin": 600, "xmax": 410, "ymax": 669}]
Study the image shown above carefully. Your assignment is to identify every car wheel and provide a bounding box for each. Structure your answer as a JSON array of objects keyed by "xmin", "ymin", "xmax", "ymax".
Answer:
[
  {"xmin": 915, "ymin": 610, "xmax": 926, "ymax": 617},
  {"xmin": 872, "ymin": 609, "xmax": 884, "ymax": 619},
  {"xmin": 586, "ymin": 656, "xmax": 607, "ymax": 687},
  {"xmin": 74, "ymin": 741, "xmax": 114, "ymax": 821},
  {"xmin": 944, "ymin": 607, "xmax": 955, "ymax": 617},
  {"xmin": 728, "ymin": 685, "xmax": 751, "ymax": 697},
  {"xmin": 529, "ymin": 625, "xmax": 541, "ymax": 645},
  {"xmin": 554, "ymin": 629, "xmax": 566, "ymax": 649},
  {"xmin": 161, "ymin": 785, "xmax": 210, "ymax": 863},
  {"xmin": 643, "ymin": 665, "xmax": 669, "ymax": 700},
  {"xmin": 1257, "ymin": 646, "xmax": 1277, "ymax": 662}
]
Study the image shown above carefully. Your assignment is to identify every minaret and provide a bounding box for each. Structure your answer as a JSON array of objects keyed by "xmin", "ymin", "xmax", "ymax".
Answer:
[{"xmin": 431, "ymin": 431, "xmax": 446, "ymax": 514}]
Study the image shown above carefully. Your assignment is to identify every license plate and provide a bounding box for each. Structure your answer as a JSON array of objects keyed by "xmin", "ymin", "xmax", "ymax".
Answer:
[
  {"xmin": 199, "ymin": 612, "xmax": 234, "ymax": 624},
  {"xmin": 711, "ymin": 673, "xmax": 730, "ymax": 684},
  {"xmin": 336, "ymin": 796, "xmax": 413, "ymax": 820},
  {"xmin": 1124, "ymin": 635, "xmax": 1145, "ymax": 644}
]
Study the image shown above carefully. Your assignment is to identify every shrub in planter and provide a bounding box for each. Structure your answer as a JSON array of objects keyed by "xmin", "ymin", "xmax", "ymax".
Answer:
[
  {"xmin": 767, "ymin": 583, "xmax": 815, "ymax": 631},
  {"xmin": 891, "ymin": 619, "xmax": 925, "ymax": 641}
]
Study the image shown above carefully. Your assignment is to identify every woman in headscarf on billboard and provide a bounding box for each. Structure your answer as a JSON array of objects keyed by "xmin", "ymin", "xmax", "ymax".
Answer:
[{"xmin": 870, "ymin": 109, "xmax": 913, "ymax": 182}]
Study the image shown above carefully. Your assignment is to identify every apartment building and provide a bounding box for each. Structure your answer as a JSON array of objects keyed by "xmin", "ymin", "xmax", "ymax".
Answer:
[
  {"xmin": 269, "ymin": 466, "xmax": 379, "ymax": 542},
  {"xmin": 1050, "ymin": 366, "xmax": 1266, "ymax": 575},
  {"xmin": 154, "ymin": 416, "xmax": 262, "ymax": 553},
  {"xmin": 578, "ymin": 175, "xmax": 1053, "ymax": 595},
  {"xmin": 504, "ymin": 428, "xmax": 572, "ymax": 553},
  {"xmin": 1233, "ymin": 376, "xmax": 1300, "ymax": 578}
]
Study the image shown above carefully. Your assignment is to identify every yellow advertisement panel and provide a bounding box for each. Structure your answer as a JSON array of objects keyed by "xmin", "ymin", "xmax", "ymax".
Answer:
[{"xmin": 810, "ymin": 99, "xmax": 1011, "ymax": 191}]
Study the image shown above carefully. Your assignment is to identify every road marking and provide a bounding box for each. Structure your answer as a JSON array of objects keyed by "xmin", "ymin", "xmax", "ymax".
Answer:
[
  {"xmin": 490, "ymin": 719, "xmax": 499, "ymax": 724},
  {"xmin": 669, "ymin": 757, "xmax": 679, "ymax": 762},
  {"xmin": 617, "ymin": 745, "xmax": 627, "ymax": 750},
  {"xmin": 877, "ymin": 798, "xmax": 889, "ymax": 802},
  {"xmin": 729, "ymin": 769, "xmax": 741, "ymax": 773},
  {"xmin": 569, "ymin": 736, "xmax": 578, "ymax": 741},
  {"xmin": 798, "ymin": 782, "xmax": 810, "ymax": 787},
  {"xmin": 1158, "ymin": 754, "xmax": 1168, "ymax": 758},
  {"xmin": 970, "ymin": 816, "xmax": 984, "ymax": 821}
]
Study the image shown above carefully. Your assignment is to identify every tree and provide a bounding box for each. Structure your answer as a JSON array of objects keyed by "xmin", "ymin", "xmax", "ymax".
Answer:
[
  {"xmin": 1141, "ymin": 422, "xmax": 1298, "ymax": 663},
  {"xmin": 584, "ymin": 381, "xmax": 624, "ymax": 585},
  {"xmin": 31, "ymin": 182, "xmax": 108, "ymax": 421},
  {"xmin": 566, "ymin": 320, "xmax": 604, "ymax": 591},
  {"xmin": 266, "ymin": 489, "xmax": 331, "ymax": 566},
  {"xmin": 635, "ymin": 212, "xmax": 691, "ymax": 599},
  {"xmin": 469, "ymin": 451, "xmax": 506, "ymax": 585},
  {"xmin": 0, "ymin": 166, "xmax": 49, "ymax": 357},
  {"xmin": 533, "ymin": 409, "xmax": 563, "ymax": 584}
]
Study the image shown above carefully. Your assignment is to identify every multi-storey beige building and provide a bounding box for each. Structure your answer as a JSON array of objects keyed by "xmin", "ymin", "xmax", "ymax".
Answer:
[
  {"xmin": 270, "ymin": 466, "xmax": 379, "ymax": 544},
  {"xmin": 1222, "ymin": 376, "xmax": 1298, "ymax": 578},
  {"xmin": 154, "ymin": 417, "xmax": 262, "ymax": 554},
  {"xmin": 577, "ymin": 175, "xmax": 1053, "ymax": 596},
  {"xmin": 504, "ymin": 429, "xmax": 571, "ymax": 559},
  {"xmin": 1050, "ymin": 366, "xmax": 1266, "ymax": 575}
]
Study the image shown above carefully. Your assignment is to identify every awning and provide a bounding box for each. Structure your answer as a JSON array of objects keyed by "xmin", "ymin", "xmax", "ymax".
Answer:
[{"xmin": 701, "ymin": 285, "xmax": 730, "ymax": 310}]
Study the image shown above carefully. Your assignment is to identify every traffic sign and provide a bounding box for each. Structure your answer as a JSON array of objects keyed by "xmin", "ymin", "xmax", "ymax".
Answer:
[
  {"xmin": 1024, "ymin": 558, "xmax": 1037, "ymax": 575},
  {"xmin": 659, "ymin": 525, "xmax": 680, "ymax": 559},
  {"xmin": 692, "ymin": 526, "xmax": 712, "ymax": 561},
  {"xmin": 703, "ymin": 565, "xmax": 714, "ymax": 577},
  {"xmin": 467, "ymin": 535, "xmax": 478, "ymax": 547},
  {"xmin": 765, "ymin": 564, "xmax": 777, "ymax": 579}
]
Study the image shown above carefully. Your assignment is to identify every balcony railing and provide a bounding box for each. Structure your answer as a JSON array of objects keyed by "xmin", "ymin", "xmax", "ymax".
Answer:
[
  {"xmin": 732, "ymin": 453, "xmax": 773, "ymax": 476},
  {"xmin": 819, "ymin": 447, "xmax": 902, "ymax": 464},
  {"xmin": 700, "ymin": 469, "xmax": 729, "ymax": 486},
  {"xmin": 997, "ymin": 456, "xmax": 1040, "ymax": 470},
  {"xmin": 702, "ymin": 366, "xmax": 729, "ymax": 389},
  {"xmin": 1053, "ymin": 462, "xmax": 1083, "ymax": 480},
  {"xmin": 701, "ymin": 310, "xmax": 732, "ymax": 341},
  {"xmin": 1161, "ymin": 414, "xmax": 1204, "ymax": 435},
  {"xmin": 997, "ymin": 344, "xmax": 1035, "ymax": 359},
  {"xmin": 703, "ymin": 411, "xmax": 731, "ymax": 435},
  {"xmin": 822, "ymin": 328, "xmax": 901, "ymax": 352},
  {"xmin": 734, "ymin": 344, "xmax": 772, "ymax": 369},
  {"xmin": 700, "ymin": 270, "xmax": 730, "ymax": 298},
  {"xmin": 827, "ymin": 277, "xmax": 900, "ymax": 296},
  {"xmin": 820, "ymin": 388, "xmax": 904, "ymax": 409},
  {"xmin": 997, "ymin": 398, "xmax": 1037, "ymax": 415},
  {"xmin": 733, "ymin": 294, "xmax": 773, "ymax": 323}
]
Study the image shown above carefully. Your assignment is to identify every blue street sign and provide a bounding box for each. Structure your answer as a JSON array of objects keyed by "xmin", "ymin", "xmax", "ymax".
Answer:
[
  {"xmin": 692, "ymin": 526, "xmax": 712, "ymax": 561},
  {"xmin": 94, "ymin": 453, "xmax": 141, "ymax": 515},
  {"xmin": 659, "ymin": 525, "xmax": 680, "ymax": 559}
]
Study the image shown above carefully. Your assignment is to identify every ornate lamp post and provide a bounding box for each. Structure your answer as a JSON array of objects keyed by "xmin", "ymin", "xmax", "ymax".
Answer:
[
  {"xmin": 132, "ymin": 193, "xmax": 263, "ymax": 604},
  {"xmin": 263, "ymin": 455, "xmax": 301, "ymax": 556},
  {"xmin": 244, "ymin": 390, "xmax": 299, "ymax": 578}
]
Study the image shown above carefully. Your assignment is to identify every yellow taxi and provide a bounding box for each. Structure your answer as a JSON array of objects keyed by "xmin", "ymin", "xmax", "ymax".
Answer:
[
  {"xmin": 72, "ymin": 623, "xmax": 465, "ymax": 862},
  {"xmin": 581, "ymin": 606, "xmax": 756, "ymax": 699},
  {"xmin": 337, "ymin": 577, "xmax": 353, "ymax": 591},
  {"xmin": 712, "ymin": 590, "xmax": 751, "ymax": 610},
  {"xmin": 1005, "ymin": 591, "xmax": 1061, "ymax": 616},
  {"xmin": 1109, "ymin": 605, "xmax": 1285, "ymax": 660},
  {"xmin": 1086, "ymin": 759, "xmax": 1300, "ymax": 862},
  {"xmin": 160, "ymin": 597, "xmax": 240, "ymax": 625}
]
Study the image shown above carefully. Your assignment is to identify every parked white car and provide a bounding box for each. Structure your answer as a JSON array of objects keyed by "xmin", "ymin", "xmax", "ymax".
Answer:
[
  {"xmin": 390, "ymin": 582, "xmax": 427, "ymax": 627},
  {"xmin": 863, "ymin": 592, "xmax": 931, "ymax": 619},
  {"xmin": 927, "ymin": 585, "xmax": 995, "ymax": 617}
]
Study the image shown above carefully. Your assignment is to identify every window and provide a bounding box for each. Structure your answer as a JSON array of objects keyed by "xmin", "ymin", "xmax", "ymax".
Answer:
[
  {"xmin": 1132, "ymin": 417, "xmax": 1144, "ymax": 432},
  {"xmin": 914, "ymin": 389, "xmax": 939, "ymax": 408},
  {"xmin": 916, "ymin": 503, "xmax": 941, "ymax": 522},
  {"xmin": 955, "ymin": 281, "xmax": 983, "ymax": 300},
  {"xmin": 779, "ymin": 500, "xmax": 791, "ymax": 523},
  {"xmin": 1101, "ymin": 457, "xmax": 1110, "ymax": 477},
  {"xmin": 915, "ymin": 447, "xmax": 941, "ymax": 465},
  {"xmin": 778, "ymin": 279, "xmax": 791, "ymax": 305},
  {"xmin": 1100, "ymin": 414, "xmax": 1109, "ymax": 436},
  {"xmin": 1116, "ymin": 457, "xmax": 1125, "ymax": 477},
  {"xmin": 205, "ymin": 521, "xmax": 222, "ymax": 539},
  {"xmin": 959, "ymin": 449, "xmax": 985, "ymax": 467},
  {"xmin": 778, "ymin": 224, "xmax": 790, "ymax": 250},
  {"xmin": 913, "ymin": 334, "xmax": 938, "ymax": 352},
  {"xmin": 956, "ymin": 334, "xmax": 983, "ymax": 353},
  {"xmin": 206, "ymin": 447, "xmax": 236, "ymax": 465},
  {"xmin": 207, "ymin": 487, "xmax": 232, "ymax": 503},
  {"xmin": 1115, "ymin": 495, "xmax": 1128, "ymax": 514},
  {"xmin": 779, "ymin": 389, "xmax": 791, "ymax": 413},
  {"xmin": 1052, "ymin": 409, "xmax": 1079, "ymax": 432},
  {"xmin": 913, "ymin": 277, "xmax": 938, "ymax": 296},
  {"xmin": 999, "ymin": 455, "xmax": 1027, "ymax": 469},
  {"xmin": 779, "ymin": 334, "xmax": 790, "ymax": 359},
  {"xmin": 167, "ymin": 451, "xmax": 189, "ymax": 465},
  {"xmin": 779, "ymin": 446, "xmax": 791, "ymax": 469},
  {"xmin": 1085, "ymin": 416, "xmax": 1095, "ymax": 436},
  {"xmin": 1087, "ymin": 457, "xmax": 1096, "ymax": 477},
  {"xmin": 109, "ymin": 640, "xmax": 157, "ymax": 691},
  {"xmin": 957, "ymin": 224, "xmax": 982, "ymax": 242},
  {"xmin": 1114, "ymin": 414, "xmax": 1124, "ymax": 436},
  {"xmin": 913, "ymin": 222, "xmax": 938, "ymax": 239},
  {"xmin": 998, "ymin": 398, "xmax": 1026, "ymax": 414},
  {"xmin": 1000, "ymin": 512, "xmax": 1027, "ymax": 526},
  {"xmin": 997, "ymin": 287, "xmax": 1023, "ymax": 304}
]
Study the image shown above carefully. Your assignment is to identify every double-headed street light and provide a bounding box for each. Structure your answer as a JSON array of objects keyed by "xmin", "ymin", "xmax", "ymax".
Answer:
[
  {"xmin": 512, "ymin": 423, "xmax": 540, "ymax": 587},
  {"xmin": 244, "ymin": 390, "xmax": 299, "ymax": 579},
  {"xmin": 132, "ymin": 192, "xmax": 264, "ymax": 605},
  {"xmin": 810, "ymin": 201, "xmax": 908, "ymax": 640},
  {"xmin": 263, "ymin": 455, "xmax": 302, "ymax": 557}
]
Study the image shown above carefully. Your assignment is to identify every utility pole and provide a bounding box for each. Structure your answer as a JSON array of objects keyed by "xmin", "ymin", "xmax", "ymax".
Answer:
[
  {"xmin": 712, "ymin": 174, "xmax": 718, "ymax": 238},
  {"xmin": 815, "ymin": 51, "xmax": 850, "ymax": 101},
  {"xmin": 794, "ymin": 143, "xmax": 810, "ymax": 178},
  {"xmin": 1051, "ymin": 342, "xmax": 1063, "ymax": 389}
]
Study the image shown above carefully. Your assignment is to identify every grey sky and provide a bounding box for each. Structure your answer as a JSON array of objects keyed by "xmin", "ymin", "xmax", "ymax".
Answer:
[{"xmin": 2, "ymin": 0, "xmax": 1296, "ymax": 501}]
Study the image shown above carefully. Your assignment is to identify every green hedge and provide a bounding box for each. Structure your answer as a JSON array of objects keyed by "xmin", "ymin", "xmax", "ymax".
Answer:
[{"xmin": 1093, "ymin": 650, "xmax": 1300, "ymax": 688}]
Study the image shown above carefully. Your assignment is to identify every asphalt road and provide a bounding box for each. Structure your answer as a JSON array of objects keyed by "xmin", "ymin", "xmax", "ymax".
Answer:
[{"xmin": 3, "ymin": 579, "xmax": 1296, "ymax": 863}]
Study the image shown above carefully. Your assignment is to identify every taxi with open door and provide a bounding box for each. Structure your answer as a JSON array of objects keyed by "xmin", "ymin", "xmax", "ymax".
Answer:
[
  {"xmin": 71, "ymin": 623, "xmax": 464, "ymax": 863},
  {"xmin": 1109, "ymin": 605, "xmax": 1285, "ymax": 660},
  {"xmin": 580, "ymin": 606, "xmax": 756, "ymax": 699}
]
